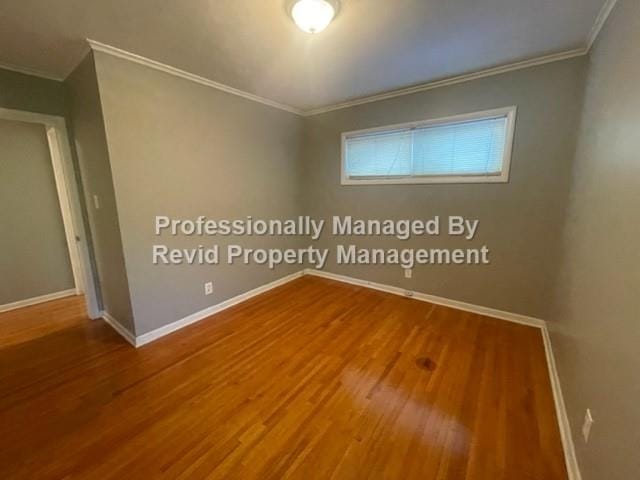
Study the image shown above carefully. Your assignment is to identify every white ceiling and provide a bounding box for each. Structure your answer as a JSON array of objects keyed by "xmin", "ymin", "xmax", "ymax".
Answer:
[{"xmin": 0, "ymin": 0, "xmax": 609, "ymax": 112}]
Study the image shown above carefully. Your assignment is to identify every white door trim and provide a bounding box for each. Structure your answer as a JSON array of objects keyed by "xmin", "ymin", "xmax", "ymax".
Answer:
[
  {"xmin": 0, "ymin": 107, "xmax": 101, "ymax": 319},
  {"xmin": 45, "ymin": 124, "xmax": 84, "ymax": 294}
]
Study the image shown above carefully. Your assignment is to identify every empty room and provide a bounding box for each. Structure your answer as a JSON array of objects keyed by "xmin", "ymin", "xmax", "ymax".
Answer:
[{"xmin": 0, "ymin": 0, "xmax": 637, "ymax": 478}]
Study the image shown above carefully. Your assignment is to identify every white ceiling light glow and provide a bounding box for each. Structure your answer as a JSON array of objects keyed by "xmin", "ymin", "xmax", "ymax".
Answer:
[{"xmin": 291, "ymin": 0, "xmax": 337, "ymax": 34}]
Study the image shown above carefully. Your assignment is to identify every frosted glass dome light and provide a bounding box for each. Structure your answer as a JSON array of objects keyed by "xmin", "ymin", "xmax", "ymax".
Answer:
[{"xmin": 291, "ymin": 0, "xmax": 337, "ymax": 34}]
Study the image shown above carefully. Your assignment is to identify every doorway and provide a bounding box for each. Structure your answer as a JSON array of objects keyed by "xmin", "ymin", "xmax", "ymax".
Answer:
[{"xmin": 0, "ymin": 107, "xmax": 99, "ymax": 318}]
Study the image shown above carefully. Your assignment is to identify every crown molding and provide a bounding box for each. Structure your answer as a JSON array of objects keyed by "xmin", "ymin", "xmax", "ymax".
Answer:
[
  {"xmin": 0, "ymin": 60, "xmax": 62, "ymax": 81},
  {"xmin": 302, "ymin": 0, "xmax": 618, "ymax": 116},
  {"xmin": 85, "ymin": 0, "xmax": 616, "ymax": 118},
  {"xmin": 86, "ymin": 41, "xmax": 586, "ymax": 118},
  {"xmin": 586, "ymin": 0, "xmax": 618, "ymax": 51},
  {"xmin": 87, "ymin": 39, "xmax": 304, "ymax": 116},
  {"xmin": 0, "ymin": 1, "xmax": 619, "ymax": 113},
  {"xmin": 302, "ymin": 48, "xmax": 587, "ymax": 116}
]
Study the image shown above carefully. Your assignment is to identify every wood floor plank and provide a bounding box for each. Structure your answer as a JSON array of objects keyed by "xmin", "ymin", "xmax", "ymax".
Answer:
[{"xmin": 0, "ymin": 276, "xmax": 567, "ymax": 479}]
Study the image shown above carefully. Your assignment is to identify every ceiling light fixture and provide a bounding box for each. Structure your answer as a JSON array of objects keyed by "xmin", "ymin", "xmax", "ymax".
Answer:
[{"xmin": 290, "ymin": 0, "xmax": 338, "ymax": 34}]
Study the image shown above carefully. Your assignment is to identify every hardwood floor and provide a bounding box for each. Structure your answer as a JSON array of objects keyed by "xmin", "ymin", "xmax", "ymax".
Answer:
[{"xmin": 0, "ymin": 276, "xmax": 567, "ymax": 479}]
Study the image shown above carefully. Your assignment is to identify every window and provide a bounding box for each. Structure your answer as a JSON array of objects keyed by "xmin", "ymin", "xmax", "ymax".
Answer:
[{"xmin": 341, "ymin": 106, "xmax": 517, "ymax": 185}]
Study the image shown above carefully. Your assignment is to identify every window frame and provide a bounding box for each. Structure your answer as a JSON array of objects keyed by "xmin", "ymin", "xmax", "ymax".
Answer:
[{"xmin": 340, "ymin": 106, "xmax": 517, "ymax": 185}]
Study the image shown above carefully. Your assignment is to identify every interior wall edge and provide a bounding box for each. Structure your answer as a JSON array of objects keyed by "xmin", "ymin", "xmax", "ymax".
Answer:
[
  {"xmin": 101, "ymin": 311, "xmax": 137, "ymax": 346},
  {"xmin": 89, "ymin": 51, "xmax": 139, "ymax": 316},
  {"xmin": 64, "ymin": 51, "xmax": 136, "ymax": 332}
]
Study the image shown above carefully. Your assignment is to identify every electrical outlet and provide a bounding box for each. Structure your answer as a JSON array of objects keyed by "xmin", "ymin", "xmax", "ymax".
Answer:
[
  {"xmin": 93, "ymin": 194, "xmax": 100, "ymax": 209},
  {"xmin": 404, "ymin": 268, "xmax": 412, "ymax": 279},
  {"xmin": 204, "ymin": 281, "xmax": 213, "ymax": 295},
  {"xmin": 582, "ymin": 408, "xmax": 593, "ymax": 443}
]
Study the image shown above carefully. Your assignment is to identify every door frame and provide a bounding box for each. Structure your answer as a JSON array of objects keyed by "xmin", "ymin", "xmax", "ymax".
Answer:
[{"xmin": 0, "ymin": 107, "xmax": 100, "ymax": 318}]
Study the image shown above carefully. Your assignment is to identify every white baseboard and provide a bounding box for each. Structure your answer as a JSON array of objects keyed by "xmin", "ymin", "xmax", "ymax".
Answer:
[
  {"xmin": 97, "ymin": 267, "xmax": 579, "ymax": 478},
  {"xmin": 304, "ymin": 268, "xmax": 579, "ymax": 479},
  {"xmin": 101, "ymin": 311, "xmax": 137, "ymax": 347},
  {"xmin": 134, "ymin": 270, "xmax": 305, "ymax": 347},
  {"xmin": 541, "ymin": 326, "xmax": 582, "ymax": 480},
  {"xmin": 304, "ymin": 269, "xmax": 546, "ymax": 328},
  {"xmin": 0, "ymin": 289, "xmax": 76, "ymax": 313}
]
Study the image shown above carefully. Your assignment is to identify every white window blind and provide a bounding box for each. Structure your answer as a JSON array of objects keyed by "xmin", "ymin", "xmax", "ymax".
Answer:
[{"xmin": 342, "ymin": 107, "xmax": 516, "ymax": 185}]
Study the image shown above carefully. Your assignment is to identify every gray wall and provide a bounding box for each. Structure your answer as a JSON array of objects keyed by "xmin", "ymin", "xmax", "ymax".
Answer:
[
  {"xmin": 92, "ymin": 51, "xmax": 304, "ymax": 335},
  {"xmin": 66, "ymin": 53, "xmax": 135, "ymax": 332},
  {"xmin": 0, "ymin": 67, "xmax": 67, "ymax": 116},
  {"xmin": 0, "ymin": 118, "xmax": 74, "ymax": 304},
  {"xmin": 0, "ymin": 65, "xmax": 103, "ymax": 318},
  {"xmin": 550, "ymin": 1, "xmax": 640, "ymax": 478},
  {"xmin": 302, "ymin": 58, "xmax": 587, "ymax": 319}
]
